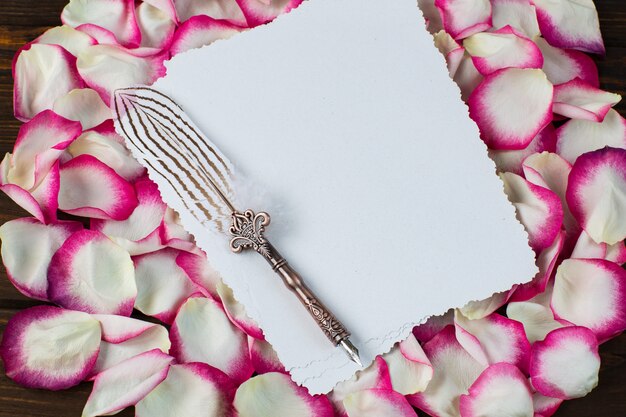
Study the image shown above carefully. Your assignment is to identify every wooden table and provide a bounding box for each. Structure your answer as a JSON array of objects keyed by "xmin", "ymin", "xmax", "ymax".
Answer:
[{"xmin": 0, "ymin": 1, "xmax": 624, "ymax": 416}]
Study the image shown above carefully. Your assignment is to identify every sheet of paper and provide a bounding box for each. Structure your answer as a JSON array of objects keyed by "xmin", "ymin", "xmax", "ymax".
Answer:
[{"xmin": 142, "ymin": 0, "xmax": 538, "ymax": 393}]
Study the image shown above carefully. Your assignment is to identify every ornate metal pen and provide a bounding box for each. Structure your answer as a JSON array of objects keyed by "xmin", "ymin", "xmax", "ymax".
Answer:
[{"xmin": 114, "ymin": 87, "xmax": 361, "ymax": 366}]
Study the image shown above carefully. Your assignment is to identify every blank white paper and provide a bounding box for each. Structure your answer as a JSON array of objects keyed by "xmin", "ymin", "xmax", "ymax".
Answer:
[{"xmin": 139, "ymin": 0, "xmax": 538, "ymax": 393}]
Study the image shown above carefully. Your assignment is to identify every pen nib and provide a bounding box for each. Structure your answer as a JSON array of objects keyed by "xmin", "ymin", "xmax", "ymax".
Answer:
[{"xmin": 339, "ymin": 339, "xmax": 362, "ymax": 367}]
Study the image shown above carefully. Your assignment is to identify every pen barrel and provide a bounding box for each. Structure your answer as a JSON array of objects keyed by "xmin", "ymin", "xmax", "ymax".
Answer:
[{"xmin": 265, "ymin": 244, "xmax": 350, "ymax": 345}]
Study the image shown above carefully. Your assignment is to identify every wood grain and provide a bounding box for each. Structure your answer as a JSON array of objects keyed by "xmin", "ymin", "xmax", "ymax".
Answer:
[{"xmin": 0, "ymin": 1, "xmax": 624, "ymax": 416}]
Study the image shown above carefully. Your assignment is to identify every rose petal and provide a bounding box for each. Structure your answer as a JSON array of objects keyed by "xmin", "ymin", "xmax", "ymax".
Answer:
[
  {"xmin": 136, "ymin": 363, "xmax": 237, "ymax": 417},
  {"xmin": 488, "ymin": 124, "xmax": 557, "ymax": 175},
  {"xmin": 48, "ymin": 229, "xmax": 136, "ymax": 315},
  {"xmin": 61, "ymin": 0, "xmax": 141, "ymax": 48},
  {"xmin": 143, "ymin": 0, "xmax": 178, "ymax": 22},
  {"xmin": 249, "ymin": 337, "xmax": 286, "ymax": 375},
  {"xmin": 407, "ymin": 326, "xmax": 486, "ymax": 417},
  {"xmin": 551, "ymin": 258, "xmax": 626, "ymax": 342},
  {"xmin": 454, "ymin": 311, "xmax": 531, "ymax": 371},
  {"xmin": 566, "ymin": 147, "xmax": 626, "ymax": 245},
  {"xmin": 77, "ymin": 44, "xmax": 167, "ymax": 104},
  {"xmin": 507, "ymin": 297, "xmax": 564, "ymax": 344},
  {"xmin": 418, "ymin": 0, "xmax": 444, "ymax": 33},
  {"xmin": 52, "ymin": 88, "xmax": 112, "ymax": 130},
  {"xmin": 175, "ymin": 250, "xmax": 221, "ymax": 297},
  {"xmin": 35, "ymin": 24, "xmax": 96, "ymax": 57},
  {"xmin": 459, "ymin": 291, "xmax": 510, "ymax": 320},
  {"xmin": 13, "ymin": 44, "xmax": 84, "ymax": 121},
  {"xmin": 175, "ymin": 0, "xmax": 247, "ymax": 25},
  {"xmin": 556, "ymin": 109, "xmax": 626, "ymax": 164},
  {"xmin": 434, "ymin": 0, "xmax": 492, "ymax": 40},
  {"xmin": 533, "ymin": 392, "xmax": 563, "ymax": 417},
  {"xmin": 76, "ymin": 23, "xmax": 120, "ymax": 45},
  {"xmin": 469, "ymin": 68, "xmax": 554, "ymax": 150},
  {"xmin": 171, "ymin": 296, "xmax": 253, "ymax": 383},
  {"xmin": 133, "ymin": 248, "xmax": 199, "ymax": 324},
  {"xmin": 464, "ymin": 26, "xmax": 543, "ymax": 75},
  {"xmin": 531, "ymin": 0, "xmax": 604, "ymax": 54},
  {"xmin": 434, "ymin": 30, "xmax": 465, "ymax": 77},
  {"xmin": 459, "ymin": 363, "xmax": 533, "ymax": 417},
  {"xmin": 344, "ymin": 389, "xmax": 418, "ymax": 417},
  {"xmin": 90, "ymin": 314, "xmax": 170, "ymax": 376},
  {"xmin": 136, "ymin": 2, "xmax": 176, "ymax": 49},
  {"xmin": 535, "ymin": 37, "xmax": 599, "ymax": 87},
  {"xmin": 529, "ymin": 326, "xmax": 600, "ymax": 399},
  {"xmin": 67, "ymin": 121, "xmax": 146, "ymax": 181},
  {"xmin": 82, "ymin": 349, "xmax": 173, "ymax": 417},
  {"xmin": 235, "ymin": 0, "xmax": 302, "ymax": 27},
  {"xmin": 0, "ymin": 306, "xmax": 101, "ymax": 390},
  {"xmin": 234, "ymin": 372, "xmax": 334, "ymax": 417},
  {"xmin": 216, "ymin": 281, "xmax": 264, "ymax": 339},
  {"xmin": 606, "ymin": 241, "xmax": 626, "ymax": 264},
  {"xmin": 92, "ymin": 176, "xmax": 166, "ymax": 242},
  {"xmin": 170, "ymin": 15, "xmax": 244, "ymax": 56},
  {"xmin": 570, "ymin": 230, "xmax": 607, "ymax": 260},
  {"xmin": 553, "ymin": 78, "xmax": 621, "ymax": 122},
  {"xmin": 0, "ymin": 218, "xmax": 81, "ymax": 299},
  {"xmin": 413, "ymin": 310, "xmax": 454, "ymax": 343},
  {"xmin": 330, "ymin": 357, "xmax": 391, "ymax": 416},
  {"xmin": 500, "ymin": 172, "xmax": 564, "ymax": 252},
  {"xmin": 509, "ymin": 230, "xmax": 565, "ymax": 303},
  {"xmin": 58, "ymin": 154, "xmax": 138, "ymax": 220},
  {"xmin": 491, "ymin": 0, "xmax": 540, "ymax": 38},
  {"xmin": 382, "ymin": 334, "xmax": 433, "ymax": 395}
]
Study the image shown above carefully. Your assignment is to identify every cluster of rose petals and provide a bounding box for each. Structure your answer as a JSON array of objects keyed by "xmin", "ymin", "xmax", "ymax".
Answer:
[{"xmin": 1, "ymin": 0, "xmax": 625, "ymax": 416}]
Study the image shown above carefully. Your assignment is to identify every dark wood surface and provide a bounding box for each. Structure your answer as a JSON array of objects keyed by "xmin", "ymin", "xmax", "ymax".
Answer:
[{"xmin": 0, "ymin": 1, "xmax": 624, "ymax": 416}]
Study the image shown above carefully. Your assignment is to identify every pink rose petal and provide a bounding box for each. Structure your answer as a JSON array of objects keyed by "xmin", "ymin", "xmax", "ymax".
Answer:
[
  {"xmin": 35, "ymin": 25, "xmax": 96, "ymax": 57},
  {"xmin": 76, "ymin": 23, "xmax": 120, "ymax": 45},
  {"xmin": 170, "ymin": 15, "xmax": 245, "ymax": 56},
  {"xmin": 217, "ymin": 281, "xmax": 264, "ymax": 339},
  {"xmin": 90, "ymin": 315, "xmax": 170, "ymax": 376},
  {"xmin": 249, "ymin": 338, "xmax": 286, "ymax": 375},
  {"xmin": 133, "ymin": 248, "xmax": 199, "ymax": 324},
  {"xmin": 176, "ymin": 250, "xmax": 221, "ymax": 297},
  {"xmin": 459, "ymin": 291, "xmax": 510, "ymax": 320},
  {"xmin": 331, "ymin": 357, "xmax": 391, "ymax": 417},
  {"xmin": 535, "ymin": 37, "xmax": 599, "ymax": 87},
  {"xmin": 62, "ymin": 0, "xmax": 141, "ymax": 48},
  {"xmin": 531, "ymin": 0, "xmax": 604, "ymax": 54},
  {"xmin": 464, "ymin": 26, "xmax": 543, "ymax": 75},
  {"xmin": 136, "ymin": 2, "xmax": 176, "ymax": 49},
  {"xmin": 469, "ymin": 68, "xmax": 554, "ymax": 150},
  {"xmin": 553, "ymin": 78, "xmax": 621, "ymax": 122},
  {"xmin": 566, "ymin": 147, "xmax": 626, "ymax": 245},
  {"xmin": 0, "ymin": 306, "xmax": 101, "ymax": 390},
  {"xmin": 551, "ymin": 258, "xmax": 626, "ymax": 342},
  {"xmin": 235, "ymin": 0, "xmax": 302, "ymax": 27},
  {"xmin": 434, "ymin": 0, "xmax": 492, "ymax": 40},
  {"xmin": 529, "ymin": 326, "xmax": 600, "ymax": 399},
  {"xmin": 13, "ymin": 44, "xmax": 84, "ymax": 121},
  {"xmin": 82, "ymin": 349, "xmax": 173, "ymax": 417},
  {"xmin": 136, "ymin": 362, "xmax": 237, "ymax": 417},
  {"xmin": 418, "ymin": 0, "xmax": 444, "ymax": 33},
  {"xmin": 171, "ymin": 296, "xmax": 253, "ymax": 383},
  {"xmin": 76, "ymin": 44, "xmax": 167, "ymax": 104},
  {"xmin": 491, "ymin": 0, "xmax": 540, "ymax": 38},
  {"xmin": 343, "ymin": 389, "xmax": 418, "ymax": 417},
  {"xmin": 234, "ymin": 372, "xmax": 334, "ymax": 417},
  {"xmin": 556, "ymin": 109, "xmax": 626, "ymax": 164},
  {"xmin": 67, "ymin": 121, "xmax": 146, "ymax": 181},
  {"xmin": 459, "ymin": 363, "xmax": 533, "ymax": 417},
  {"xmin": 413, "ymin": 310, "xmax": 454, "ymax": 343},
  {"xmin": 455, "ymin": 311, "xmax": 531, "ymax": 372},
  {"xmin": 52, "ymin": 88, "xmax": 112, "ymax": 130},
  {"xmin": 92, "ymin": 176, "xmax": 166, "ymax": 243},
  {"xmin": 507, "ymin": 296, "xmax": 564, "ymax": 344},
  {"xmin": 58, "ymin": 154, "xmax": 138, "ymax": 220},
  {"xmin": 488, "ymin": 124, "xmax": 557, "ymax": 175},
  {"xmin": 143, "ymin": 0, "xmax": 178, "ymax": 22},
  {"xmin": 500, "ymin": 172, "xmax": 564, "ymax": 252},
  {"xmin": 382, "ymin": 334, "xmax": 433, "ymax": 395},
  {"xmin": 175, "ymin": 0, "xmax": 247, "ymax": 25},
  {"xmin": 48, "ymin": 229, "xmax": 136, "ymax": 315},
  {"xmin": 0, "ymin": 218, "xmax": 81, "ymax": 300},
  {"xmin": 533, "ymin": 392, "xmax": 563, "ymax": 417},
  {"xmin": 606, "ymin": 241, "xmax": 626, "ymax": 264},
  {"xmin": 570, "ymin": 230, "xmax": 607, "ymax": 260},
  {"xmin": 407, "ymin": 326, "xmax": 486, "ymax": 417}
]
